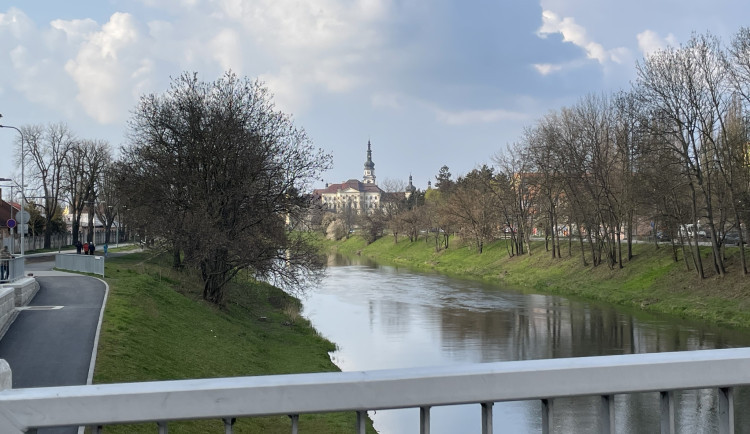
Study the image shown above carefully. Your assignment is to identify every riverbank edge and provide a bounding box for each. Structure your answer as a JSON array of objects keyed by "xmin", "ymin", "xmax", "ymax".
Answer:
[
  {"xmin": 327, "ymin": 235, "xmax": 750, "ymax": 330},
  {"xmin": 93, "ymin": 251, "xmax": 376, "ymax": 433}
]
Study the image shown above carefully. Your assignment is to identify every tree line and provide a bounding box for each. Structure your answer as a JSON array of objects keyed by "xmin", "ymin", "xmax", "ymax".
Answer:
[
  {"xmin": 335, "ymin": 29, "xmax": 750, "ymax": 280},
  {"xmin": 7, "ymin": 122, "xmax": 115, "ymax": 248},
  {"xmin": 7, "ymin": 72, "xmax": 331, "ymax": 306}
]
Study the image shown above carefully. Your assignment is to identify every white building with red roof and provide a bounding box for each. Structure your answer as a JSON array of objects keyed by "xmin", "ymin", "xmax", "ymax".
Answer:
[{"xmin": 314, "ymin": 140, "xmax": 385, "ymax": 214}]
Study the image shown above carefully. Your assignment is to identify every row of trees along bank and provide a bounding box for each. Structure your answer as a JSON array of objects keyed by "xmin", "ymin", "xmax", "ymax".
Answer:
[
  {"xmin": 6, "ymin": 123, "xmax": 116, "ymax": 247},
  {"xmin": 324, "ymin": 29, "xmax": 750, "ymax": 281},
  {"xmin": 117, "ymin": 72, "xmax": 331, "ymax": 305},
  {"xmin": 8, "ymin": 72, "xmax": 330, "ymax": 307}
]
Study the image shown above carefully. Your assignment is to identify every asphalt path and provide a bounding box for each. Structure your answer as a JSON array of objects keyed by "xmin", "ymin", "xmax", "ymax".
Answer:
[{"xmin": 0, "ymin": 256, "xmax": 107, "ymax": 433}]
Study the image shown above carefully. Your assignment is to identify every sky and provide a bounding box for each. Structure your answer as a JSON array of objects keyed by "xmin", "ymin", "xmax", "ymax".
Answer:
[{"xmin": 0, "ymin": 1, "xmax": 748, "ymax": 194}]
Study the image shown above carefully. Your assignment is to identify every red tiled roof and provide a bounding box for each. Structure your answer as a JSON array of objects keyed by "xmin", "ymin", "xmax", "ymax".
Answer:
[
  {"xmin": 0, "ymin": 200, "xmax": 20, "ymax": 227},
  {"xmin": 314, "ymin": 179, "xmax": 384, "ymax": 195}
]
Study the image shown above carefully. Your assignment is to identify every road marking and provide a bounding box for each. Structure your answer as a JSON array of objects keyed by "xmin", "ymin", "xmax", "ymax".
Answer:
[{"xmin": 17, "ymin": 306, "xmax": 64, "ymax": 311}]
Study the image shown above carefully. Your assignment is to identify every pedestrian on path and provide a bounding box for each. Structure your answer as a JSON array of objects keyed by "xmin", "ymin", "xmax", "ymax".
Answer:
[
  {"xmin": 75, "ymin": 240, "xmax": 82, "ymax": 254},
  {"xmin": 90, "ymin": 242, "xmax": 96, "ymax": 256},
  {"xmin": 83, "ymin": 242, "xmax": 89, "ymax": 255},
  {"xmin": 103, "ymin": 243, "xmax": 108, "ymax": 258},
  {"xmin": 0, "ymin": 246, "xmax": 11, "ymax": 281}
]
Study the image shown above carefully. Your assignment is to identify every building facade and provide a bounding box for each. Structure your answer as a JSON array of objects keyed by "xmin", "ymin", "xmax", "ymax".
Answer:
[{"xmin": 314, "ymin": 140, "xmax": 385, "ymax": 214}]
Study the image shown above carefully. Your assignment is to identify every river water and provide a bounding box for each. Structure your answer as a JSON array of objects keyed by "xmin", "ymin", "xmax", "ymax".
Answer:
[{"xmin": 302, "ymin": 255, "xmax": 750, "ymax": 433}]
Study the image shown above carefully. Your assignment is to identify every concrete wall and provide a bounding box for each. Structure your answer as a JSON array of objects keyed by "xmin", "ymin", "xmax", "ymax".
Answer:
[
  {"xmin": 0, "ymin": 277, "xmax": 39, "ymax": 339},
  {"xmin": 0, "ymin": 288, "xmax": 15, "ymax": 337},
  {"xmin": 12, "ymin": 278, "xmax": 39, "ymax": 307}
]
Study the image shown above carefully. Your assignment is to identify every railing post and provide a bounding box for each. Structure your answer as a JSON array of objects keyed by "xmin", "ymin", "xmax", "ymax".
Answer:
[
  {"xmin": 289, "ymin": 414, "xmax": 299, "ymax": 434},
  {"xmin": 157, "ymin": 421, "xmax": 168, "ymax": 433},
  {"xmin": 541, "ymin": 398, "xmax": 553, "ymax": 434},
  {"xmin": 0, "ymin": 360, "xmax": 22, "ymax": 433},
  {"xmin": 481, "ymin": 402, "xmax": 493, "ymax": 434},
  {"xmin": 356, "ymin": 410, "xmax": 366, "ymax": 434},
  {"xmin": 660, "ymin": 391, "xmax": 675, "ymax": 434},
  {"xmin": 223, "ymin": 417, "xmax": 236, "ymax": 434},
  {"xmin": 718, "ymin": 387, "xmax": 735, "ymax": 434},
  {"xmin": 599, "ymin": 395, "xmax": 614, "ymax": 434},
  {"xmin": 420, "ymin": 406, "xmax": 430, "ymax": 434}
]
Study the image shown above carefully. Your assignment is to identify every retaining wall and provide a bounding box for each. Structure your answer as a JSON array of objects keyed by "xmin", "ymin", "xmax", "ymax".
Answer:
[
  {"xmin": 0, "ymin": 277, "xmax": 40, "ymax": 339},
  {"xmin": 12, "ymin": 278, "xmax": 39, "ymax": 307},
  {"xmin": 0, "ymin": 288, "xmax": 15, "ymax": 337}
]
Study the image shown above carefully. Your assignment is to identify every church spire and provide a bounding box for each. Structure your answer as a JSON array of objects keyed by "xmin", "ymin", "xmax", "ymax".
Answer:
[{"xmin": 363, "ymin": 140, "xmax": 376, "ymax": 184}]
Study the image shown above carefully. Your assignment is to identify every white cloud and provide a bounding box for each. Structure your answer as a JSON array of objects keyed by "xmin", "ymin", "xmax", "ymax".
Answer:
[
  {"xmin": 49, "ymin": 18, "xmax": 98, "ymax": 43},
  {"xmin": 371, "ymin": 92, "xmax": 404, "ymax": 110},
  {"xmin": 0, "ymin": 7, "xmax": 34, "ymax": 40},
  {"xmin": 534, "ymin": 63, "xmax": 563, "ymax": 75},
  {"xmin": 211, "ymin": 0, "xmax": 388, "ymax": 112},
  {"xmin": 209, "ymin": 28, "xmax": 242, "ymax": 73},
  {"xmin": 637, "ymin": 29, "xmax": 678, "ymax": 56},
  {"xmin": 537, "ymin": 10, "xmax": 628, "ymax": 65},
  {"xmin": 259, "ymin": 68, "xmax": 311, "ymax": 115},
  {"xmin": 64, "ymin": 12, "xmax": 145, "ymax": 123},
  {"xmin": 435, "ymin": 107, "xmax": 528, "ymax": 126}
]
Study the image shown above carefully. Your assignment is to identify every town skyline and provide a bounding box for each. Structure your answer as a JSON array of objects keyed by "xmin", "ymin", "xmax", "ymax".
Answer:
[{"xmin": 2, "ymin": 1, "xmax": 750, "ymax": 192}]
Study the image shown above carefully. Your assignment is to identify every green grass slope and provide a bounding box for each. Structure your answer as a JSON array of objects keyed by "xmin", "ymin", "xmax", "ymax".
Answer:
[
  {"xmin": 94, "ymin": 251, "xmax": 374, "ymax": 433},
  {"xmin": 333, "ymin": 235, "xmax": 750, "ymax": 329}
]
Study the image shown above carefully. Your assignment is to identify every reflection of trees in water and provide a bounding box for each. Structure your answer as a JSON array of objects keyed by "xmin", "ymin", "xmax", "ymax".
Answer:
[
  {"xmin": 428, "ymin": 293, "xmax": 750, "ymax": 432},
  {"xmin": 437, "ymin": 307, "xmax": 515, "ymax": 362},
  {"xmin": 377, "ymin": 299, "xmax": 412, "ymax": 336},
  {"xmin": 317, "ymin": 262, "xmax": 750, "ymax": 432}
]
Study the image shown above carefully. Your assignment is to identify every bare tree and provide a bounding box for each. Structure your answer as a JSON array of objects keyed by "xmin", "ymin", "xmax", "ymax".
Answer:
[
  {"xmin": 95, "ymin": 158, "xmax": 120, "ymax": 244},
  {"xmin": 119, "ymin": 71, "xmax": 332, "ymax": 305},
  {"xmin": 64, "ymin": 139, "xmax": 111, "ymax": 244},
  {"xmin": 445, "ymin": 166, "xmax": 499, "ymax": 254},
  {"xmin": 24, "ymin": 123, "xmax": 73, "ymax": 248}
]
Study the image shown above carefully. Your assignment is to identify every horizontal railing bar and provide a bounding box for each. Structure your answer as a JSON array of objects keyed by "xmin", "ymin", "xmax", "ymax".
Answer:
[{"xmin": 0, "ymin": 348, "xmax": 749, "ymax": 431}]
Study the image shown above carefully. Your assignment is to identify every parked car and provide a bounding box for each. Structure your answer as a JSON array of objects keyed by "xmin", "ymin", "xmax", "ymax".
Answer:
[
  {"xmin": 723, "ymin": 231, "xmax": 745, "ymax": 245},
  {"xmin": 678, "ymin": 224, "xmax": 706, "ymax": 239},
  {"xmin": 656, "ymin": 231, "xmax": 671, "ymax": 241}
]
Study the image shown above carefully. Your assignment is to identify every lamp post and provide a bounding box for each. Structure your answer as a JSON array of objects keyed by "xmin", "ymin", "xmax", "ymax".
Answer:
[
  {"xmin": 0, "ymin": 115, "xmax": 25, "ymax": 256},
  {"xmin": 0, "ymin": 179, "xmax": 13, "ymax": 253}
]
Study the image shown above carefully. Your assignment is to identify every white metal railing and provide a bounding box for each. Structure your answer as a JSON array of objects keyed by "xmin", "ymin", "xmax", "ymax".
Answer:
[
  {"xmin": 0, "ymin": 348, "xmax": 748, "ymax": 433},
  {"xmin": 0, "ymin": 257, "xmax": 24, "ymax": 284},
  {"xmin": 54, "ymin": 253, "xmax": 104, "ymax": 278}
]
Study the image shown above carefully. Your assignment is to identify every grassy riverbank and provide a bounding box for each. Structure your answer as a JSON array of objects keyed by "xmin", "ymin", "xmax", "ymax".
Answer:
[
  {"xmin": 94, "ymin": 251, "xmax": 375, "ymax": 433},
  {"xmin": 329, "ymin": 235, "xmax": 750, "ymax": 329}
]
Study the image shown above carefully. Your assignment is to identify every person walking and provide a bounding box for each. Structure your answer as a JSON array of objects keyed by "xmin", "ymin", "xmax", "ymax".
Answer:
[
  {"xmin": 89, "ymin": 242, "xmax": 96, "ymax": 256},
  {"xmin": 83, "ymin": 242, "xmax": 89, "ymax": 255},
  {"xmin": 0, "ymin": 246, "xmax": 11, "ymax": 281},
  {"xmin": 75, "ymin": 240, "xmax": 82, "ymax": 254},
  {"xmin": 103, "ymin": 243, "xmax": 108, "ymax": 258}
]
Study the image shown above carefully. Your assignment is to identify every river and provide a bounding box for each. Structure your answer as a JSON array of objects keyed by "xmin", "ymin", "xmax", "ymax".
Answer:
[{"xmin": 302, "ymin": 255, "xmax": 750, "ymax": 433}]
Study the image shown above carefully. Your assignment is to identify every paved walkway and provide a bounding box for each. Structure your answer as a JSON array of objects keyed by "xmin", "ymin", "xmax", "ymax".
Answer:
[{"xmin": 0, "ymin": 264, "xmax": 107, "ymax": 433}]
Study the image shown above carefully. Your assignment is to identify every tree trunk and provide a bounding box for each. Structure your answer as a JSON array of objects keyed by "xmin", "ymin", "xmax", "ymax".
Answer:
[{"xmin": 577, "ymin": 224, "xmax": 588, "ymax": 266}]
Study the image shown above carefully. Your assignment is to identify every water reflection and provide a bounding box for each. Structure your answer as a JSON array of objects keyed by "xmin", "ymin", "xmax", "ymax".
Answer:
[{"xmin": 304, "ymin": 255, "xmax": 750, "ymax": 433}]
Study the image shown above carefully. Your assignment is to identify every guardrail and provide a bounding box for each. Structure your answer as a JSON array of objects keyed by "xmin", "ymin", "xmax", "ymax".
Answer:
[
  {"xmin": 0, "ymin": 257, "xmax": 24, "ymax": 284},
  {"xmin": 0, "ymin": 348, "xmax": 748, "ymax": 433},
  {"xmin": 54, "ymin": 254, "xmax": 104, "ymax": 278}
]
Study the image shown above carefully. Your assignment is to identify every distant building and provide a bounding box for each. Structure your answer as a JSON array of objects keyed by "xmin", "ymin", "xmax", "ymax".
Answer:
[
  {"xmin": 405, "ymin": 174, "xmax": 417, "ymax": 199},
  {"xmin": 0, "ymin": 196, "xmax": 22, "ymax": 247},
  {"xmin": 314, "ymin": 140, "xmax": 421, "ymax": 214},
  {"xmin": 314, "ymin": 140, "xmax": 385, "ymax": 214}
]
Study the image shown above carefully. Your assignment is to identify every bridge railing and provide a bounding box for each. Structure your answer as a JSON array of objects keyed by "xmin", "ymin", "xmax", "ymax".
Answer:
[
  {"xmin": 0, "ymin": 257, "xmax": 24, "ymax": 284},
  {"xmin": 0, "ymin": 348, "xmax": 749, "ymax": 433},
  {"xmin": 54, "ymin": 253, "xmax": 104, "ymax": 278}
]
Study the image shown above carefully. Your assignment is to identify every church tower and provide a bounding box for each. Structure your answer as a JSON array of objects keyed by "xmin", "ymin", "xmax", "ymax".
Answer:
[
  {"xmin": 363, "ymin": 140, "xmax": 376, "ymax": 184},
  {"xmin": 405, "ymin": 174, "xmax": 417, "ymax": 199}
]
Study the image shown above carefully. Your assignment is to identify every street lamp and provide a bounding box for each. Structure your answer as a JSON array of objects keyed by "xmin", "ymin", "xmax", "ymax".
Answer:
[
  {"xmin": 0, "ymin": 114, "xmax": 25, "ymax": 256},
  {"xmin": 0, "ymin": 179, "xmax": 14, "ymax": 254}
]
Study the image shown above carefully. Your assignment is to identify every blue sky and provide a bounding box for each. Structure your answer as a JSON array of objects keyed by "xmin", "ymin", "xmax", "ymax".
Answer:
[{"xmin": 1, "ymin": 1, "xmax": 748, "ymax": 194}]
